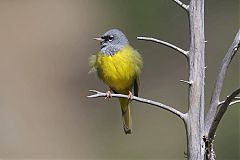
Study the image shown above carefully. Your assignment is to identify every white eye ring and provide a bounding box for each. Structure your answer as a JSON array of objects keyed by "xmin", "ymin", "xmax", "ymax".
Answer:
[{"xmin": 109, "ymin": 35, "xmax": 114, "ymax": 41}]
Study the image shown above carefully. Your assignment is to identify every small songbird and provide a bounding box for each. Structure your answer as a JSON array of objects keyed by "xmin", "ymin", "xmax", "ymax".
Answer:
[{"xmin": 89, "ymin": 29, "xmax": 143, "ymax": 134}]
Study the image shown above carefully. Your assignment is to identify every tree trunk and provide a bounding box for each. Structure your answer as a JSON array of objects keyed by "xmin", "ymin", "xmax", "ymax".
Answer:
[{"xmin": 186, "ymin": 0, "xmax": 205, "ymax": 159}]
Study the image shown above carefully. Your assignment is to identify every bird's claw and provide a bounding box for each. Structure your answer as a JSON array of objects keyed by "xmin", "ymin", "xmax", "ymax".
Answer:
[
  {"xmin": 128, "ymin": 91, "xmax": 133, "ymax": 102},
  {"xmin": 105, "ymin": 90, "xmax": 112, "ymax": 100}
]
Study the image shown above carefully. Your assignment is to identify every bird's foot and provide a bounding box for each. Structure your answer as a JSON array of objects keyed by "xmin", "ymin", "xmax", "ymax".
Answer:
[
  {"xmin": 128, "ymin": 91, "xmax": 133, "ymax": 102},
  {"xmin": 105, "ymin": 90, "xmax": 112, "ymax": 100}
]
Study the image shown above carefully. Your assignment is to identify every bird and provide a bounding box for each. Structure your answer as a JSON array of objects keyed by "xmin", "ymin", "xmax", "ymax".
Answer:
[{"xmin": 89, "ymin": 29, "xmax": 143, "ymax": 134}]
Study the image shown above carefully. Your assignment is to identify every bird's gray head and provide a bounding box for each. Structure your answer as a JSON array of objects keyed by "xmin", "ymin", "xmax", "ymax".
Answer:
[{"xmin": 94, "ymin": 29, "xmax": 129, "ymax": 55}]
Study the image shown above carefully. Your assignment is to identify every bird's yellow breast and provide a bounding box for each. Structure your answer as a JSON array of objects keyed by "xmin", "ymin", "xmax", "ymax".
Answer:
[{"xmin": 95, "ymin": 45, "xmax": 142, "ymax": 93}]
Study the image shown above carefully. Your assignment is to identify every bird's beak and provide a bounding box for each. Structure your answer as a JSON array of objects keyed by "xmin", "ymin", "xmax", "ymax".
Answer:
[{"xmin": 93, "ymin": 37, "xmax": 104, "ymax": 42}]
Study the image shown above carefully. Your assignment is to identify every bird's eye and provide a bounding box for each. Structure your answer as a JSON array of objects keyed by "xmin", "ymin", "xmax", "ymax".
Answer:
[
  {"xmin": 109, "ymin": 35, "xmax": 114, "ymax": 41},
  {"xmin": 102, "ymin": 35, "xmax": 114, "ymax": 42}
]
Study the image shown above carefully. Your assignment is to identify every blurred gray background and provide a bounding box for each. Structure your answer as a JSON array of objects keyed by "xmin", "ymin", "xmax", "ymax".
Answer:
[{"xmin": 0, "ymin": 0, "xmax": 239, "ymax": 159}]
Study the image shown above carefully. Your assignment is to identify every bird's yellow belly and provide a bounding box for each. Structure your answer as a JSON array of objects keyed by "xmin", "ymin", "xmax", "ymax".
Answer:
[{"xmin": 96, "ymin": 46, "xmax": 141, "ymax": 93}]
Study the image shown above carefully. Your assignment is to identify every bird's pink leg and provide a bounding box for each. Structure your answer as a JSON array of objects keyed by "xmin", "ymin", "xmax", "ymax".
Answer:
[
  {"xmin": 128, "ymin": 91, "xmax": 133, "ymax": 102},
  {"xmin": 105, "ymin": 88, "xmax": 112, "ymax": 100}
]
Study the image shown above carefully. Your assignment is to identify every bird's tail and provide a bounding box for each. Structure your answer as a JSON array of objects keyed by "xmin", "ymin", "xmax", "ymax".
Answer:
[{"xmin": 119, "ymin": 98, "xmax": 132, "ymax": 134}]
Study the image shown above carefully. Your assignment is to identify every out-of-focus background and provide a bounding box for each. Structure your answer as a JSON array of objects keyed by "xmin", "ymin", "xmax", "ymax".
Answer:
[{"xmin": 0, "ymin": 0, "xmax": 239, "ymax": 159}]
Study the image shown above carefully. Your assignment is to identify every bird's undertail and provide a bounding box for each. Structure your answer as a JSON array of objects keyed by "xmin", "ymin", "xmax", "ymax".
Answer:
[{"xmin": 119, "ymin": 98, "xmax": 132, "ymax": 134}]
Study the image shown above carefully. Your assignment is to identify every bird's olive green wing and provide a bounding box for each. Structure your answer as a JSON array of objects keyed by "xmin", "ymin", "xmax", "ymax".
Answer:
[
  {"xmin": 133, "ymin": 77, "xmax": 140, "ymax": 97},
  {"xmin": 88, "ymin": 54, "xmax": 97, "ymax": 74}
]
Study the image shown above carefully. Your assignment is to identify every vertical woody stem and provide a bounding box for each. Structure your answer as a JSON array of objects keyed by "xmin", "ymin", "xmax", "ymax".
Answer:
[{"xmin": 185, "ymin": 0, "xmax": 205, "ymax": 159}]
